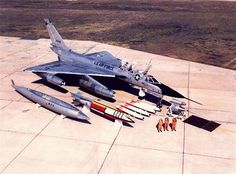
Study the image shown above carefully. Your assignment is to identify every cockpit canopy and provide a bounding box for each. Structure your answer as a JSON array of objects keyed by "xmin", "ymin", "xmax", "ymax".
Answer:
[
  {"xmin": 145, "ymin": 75, "xmax": 161, "ymax": 85},
  {"xmin": 120, "ymin": 61, "xmax": 133, "ymax": 71}
]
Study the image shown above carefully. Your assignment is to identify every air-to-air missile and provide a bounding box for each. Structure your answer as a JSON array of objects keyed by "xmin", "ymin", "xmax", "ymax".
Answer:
[
  {"xmin": 117, "ymin": 106, "xmax": 144, "ymax": 120},
  {"xmin": 71, "ymin": 93, "xmax": 134, "ymax": 123},
  {"xmin": 11, "ymin": 80, "xmax": 89, "ymax": 121},
  {"xmin": 91, "ymin": 101, "xmax": 134, "ymax": 123},
  {"xmin": 120, "ymin": 103, "xmax": 151, "ymax": 117},
  {"xmin": 71, "ymin": 92, "xmax": 92, "ymax": 107},
  {"xmin": 127, "ymin": 100, "xmax": 161, "ymax": 113}
]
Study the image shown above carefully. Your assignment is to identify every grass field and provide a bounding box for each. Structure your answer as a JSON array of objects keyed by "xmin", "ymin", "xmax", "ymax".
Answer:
[{"xmin": 0, "ymin": 0, "xmax": 236, "ymax": 70}]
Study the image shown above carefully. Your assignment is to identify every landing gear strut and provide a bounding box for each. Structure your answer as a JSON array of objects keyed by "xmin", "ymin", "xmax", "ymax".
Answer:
[{"xmin": 156, "ymin": 98, "xmax": 163, "ymax": 108}]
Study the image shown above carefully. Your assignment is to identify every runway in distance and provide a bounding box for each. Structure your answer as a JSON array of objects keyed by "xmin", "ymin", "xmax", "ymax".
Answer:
[{"xmin": 24, "ymin": 19, "xmax": 163, "ymax": 99}]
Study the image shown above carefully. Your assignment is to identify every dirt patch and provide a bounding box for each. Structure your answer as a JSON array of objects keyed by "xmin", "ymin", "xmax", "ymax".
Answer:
[{"xmin": 1, "ymin": 0, "xmax": 236, "ymax": 70}]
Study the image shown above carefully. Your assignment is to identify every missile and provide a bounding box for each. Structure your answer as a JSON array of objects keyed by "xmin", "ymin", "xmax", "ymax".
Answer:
[
  {"xmin": 122, "ymin": 103, "xmax": 151, "ymax": 117},
  {"xmin": 35, "ymin": 72, "xmax": 65, "ymax": 86},
  {"xmin": 90, "ymin": 101, "xmax": 134, "ymax": 123},
  {"xmin": 117, "ymin": 106, "xmax": 144, "ymax": 120},
  {"xmin": 135, "ymin": 100, "xmax": 161, "ymax": 112},
  {"xmin": 127, "ymin": 101, "xmax": 155, "ymax": 113},
  {"xmin": 79, "ymin": 79, "xmax": 114, "ymax": 98},
  {"xmin": 11, "ymin": 80, "xmax": 89, "ymax": 121},
  {"xmin": 71, "ymin": 92, "xmax": 92, "ymax": 107},
  {"xmin": 128, "ymin": 100, "xmax": 160, "ymax": 113}
]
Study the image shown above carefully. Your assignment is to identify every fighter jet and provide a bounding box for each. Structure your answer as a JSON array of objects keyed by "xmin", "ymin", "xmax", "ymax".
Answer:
[{"xmin": 24, "ymin": 19, "xmax": 162, "ymax": 99}]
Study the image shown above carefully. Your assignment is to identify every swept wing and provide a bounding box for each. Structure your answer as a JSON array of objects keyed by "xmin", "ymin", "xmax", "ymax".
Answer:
[
  {"xmin": 86, "ymin": 51, "xmax": 122, "ymax": 67},
  {"xmin": 24, "ymin": 61, "xmax": 117, "ymax": 77}
]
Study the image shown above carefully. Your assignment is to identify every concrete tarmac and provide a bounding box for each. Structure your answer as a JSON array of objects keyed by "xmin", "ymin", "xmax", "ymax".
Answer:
[{"xmin": 0, "ymin": 36, "xmax": 235, "ymax": 174}]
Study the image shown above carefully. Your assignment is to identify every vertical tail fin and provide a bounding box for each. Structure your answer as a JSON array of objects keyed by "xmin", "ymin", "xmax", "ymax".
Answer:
[{"xmin": 44, "ymin": 18, "xmax": 69, "ymax": 50}]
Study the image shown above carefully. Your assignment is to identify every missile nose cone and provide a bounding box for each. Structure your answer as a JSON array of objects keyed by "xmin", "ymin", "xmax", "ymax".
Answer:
[{"xmin": 76, "ymin": 111, "xmax": 89, "ymax": 121}]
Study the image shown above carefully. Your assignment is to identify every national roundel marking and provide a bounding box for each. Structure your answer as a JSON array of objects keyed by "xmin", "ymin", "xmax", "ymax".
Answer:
[{"xmin": 135, "ymin": 74, "xmax": 141, "ymax": 81}]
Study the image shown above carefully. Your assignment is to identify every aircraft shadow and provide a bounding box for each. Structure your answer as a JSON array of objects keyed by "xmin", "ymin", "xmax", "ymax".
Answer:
[
  {"xmin": 157, "ymin": 83, "xmax": 185, "ymax": 98},
  {"xmin": 32, "ymin": 75, "xmax": 199, "ymax": 106},
  {"xmin": 157, "ymin": 83, "xmax": 202, "ymax": 105},
  {"xmin": 93, "ymin": 77, "xmax": 184, "ymax": 105}
]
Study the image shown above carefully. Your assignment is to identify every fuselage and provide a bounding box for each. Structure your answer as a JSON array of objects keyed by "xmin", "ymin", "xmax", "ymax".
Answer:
[
  {"xmin": 52, "ymin": 46, "xmax": 124, "ymax": 76},
  {"xmin": 52, "ymin": 46, "xmax": 162, "ymax": 98}
]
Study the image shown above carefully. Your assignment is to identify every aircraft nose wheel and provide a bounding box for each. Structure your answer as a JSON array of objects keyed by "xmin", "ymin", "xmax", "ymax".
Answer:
[{"xmin": 138, "ymin": 88, "xmax": 145, "ymax": 99}]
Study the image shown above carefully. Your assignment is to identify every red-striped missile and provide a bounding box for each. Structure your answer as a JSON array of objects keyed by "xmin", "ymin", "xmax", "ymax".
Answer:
[{"xmin": 90, "ymin": 101, "xmax": 134, "ymax": 123}]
